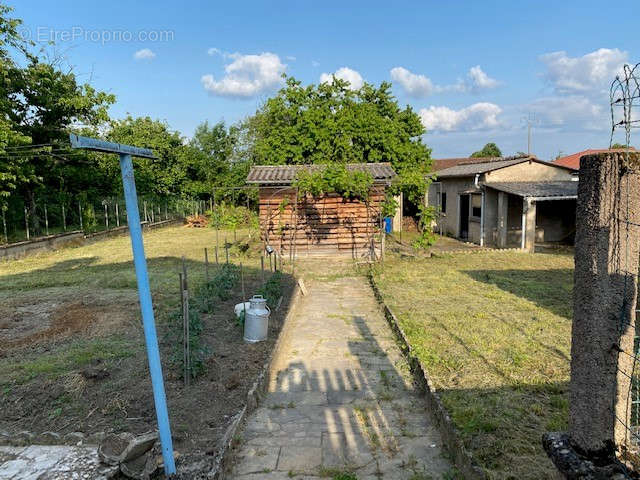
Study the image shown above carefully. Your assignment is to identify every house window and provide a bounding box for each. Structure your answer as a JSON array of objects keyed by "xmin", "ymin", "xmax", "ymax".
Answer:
[
  {"xmin": 441, "ymin": 192, "xmax": 447, "ymax": 213},
  {"xmin": 471, "ymin": 194, "xmax": 482, "ymax": 219}
]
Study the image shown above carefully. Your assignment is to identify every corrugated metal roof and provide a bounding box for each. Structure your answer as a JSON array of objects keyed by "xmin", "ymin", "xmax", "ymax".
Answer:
[
  {"xmin": 246, "ymin": 163, "xmax": 396, "ymax": 185},
  {"xmin": 484, "ymin": 181, "xmax": 578, "ymax": 199},
  {"xmin": 435, "ymin": 156, "xmax": 534, "ymax": 177},
  {"xmin": 435, "ymin": 156, "xmax": 576, "ymax": 178}
]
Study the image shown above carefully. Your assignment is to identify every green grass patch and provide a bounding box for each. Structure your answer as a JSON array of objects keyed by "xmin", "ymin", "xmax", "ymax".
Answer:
[
  {"xmin": 3, "ymin": 336, "xmax": 134, "ymax": 384},
  {"xmin": 373, "ymin": 249, "xmax": 573, "ymax": 479}
]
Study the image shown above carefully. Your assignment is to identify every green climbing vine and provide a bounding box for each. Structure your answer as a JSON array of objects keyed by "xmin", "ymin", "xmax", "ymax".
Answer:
[{"xmin": 292, "ymin": 164, "xmax": 373, "ymax": 201}]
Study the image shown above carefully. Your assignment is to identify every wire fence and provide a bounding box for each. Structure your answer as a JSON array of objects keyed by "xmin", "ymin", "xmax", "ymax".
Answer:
[
  {"xmin": 609, "ymin": 62, "xmax": 640, "ymax": 475},
  {"xmin": 0, "ymin": 195, "xmax": 220, "ymax": 245}
]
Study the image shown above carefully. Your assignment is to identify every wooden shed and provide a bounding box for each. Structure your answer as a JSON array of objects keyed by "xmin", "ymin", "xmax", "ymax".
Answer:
[{"xmin": 246, "ymin": 163, "xmax": 396, "ymax": 257}]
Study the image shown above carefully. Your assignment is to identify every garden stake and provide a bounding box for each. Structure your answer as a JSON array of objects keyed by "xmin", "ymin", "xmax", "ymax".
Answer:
[
  {"xmin": 225, "ymin": 242, "xmax": 229, "ymax": 264},
  {"xmin": 62, "ymin": 203, "xmax": 66, "ymax": 231},
  {"xmin": 215, "ymin": 246, "xmax": 219, "ymax": 265},
  {"xmin": 261, "ymin": 256, "xmax": 265, "ymax": 282},
  {"xmin": 179, "ymin": 273, "xmax": 184, "ymax": 319},
  {"xmin": 2, "ymin": 208, "xmax": 7, "ymax": 243},
  {"xmin": 24, "ymin": 206, "xmax": 29, "ymax": 240},
  {"xmin": 44, "ymin": 203, "xmax": 49, "ymax": 236},
  {"xmin": 116, "ymin": 202, "xmax": 120, "ymax": 227},
  {"xmin": 104, "ymin": 203, "xmax": 109, "ymax": 229},
  {"xmin": 269, "ymin": 254, "xmax": 272, "ymax": 272},
  {"xmin": 181, "ymin": 257, "xmax": 190, "ymax": 387},
  {"xmin": 204, "ymin": 248, "xmax": 209, "ymax": 282},
  {"xmin": 78, "ymin": 202, "xmax": 83, "ymax": 231},
  {"xmin": 240, "ymin": 262, "xmax": 247, "ymax": 318}
]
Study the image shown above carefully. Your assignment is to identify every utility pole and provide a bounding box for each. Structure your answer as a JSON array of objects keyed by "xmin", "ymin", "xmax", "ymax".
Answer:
[{"xmin": 522, "ymin": 113, "xmax": 538, "ymax": 155}]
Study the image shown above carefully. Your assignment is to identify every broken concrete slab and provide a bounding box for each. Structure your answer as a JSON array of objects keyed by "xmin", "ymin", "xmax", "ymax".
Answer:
[
  {"xmin": 0, "ymin": 445, "xmax": 116, "ymax": 480},
  {"xmin": 120, "ymin": 431, "xmax": 158, "ymax": 463}
]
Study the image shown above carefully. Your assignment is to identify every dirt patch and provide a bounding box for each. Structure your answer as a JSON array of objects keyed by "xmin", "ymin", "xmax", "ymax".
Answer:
[
  {"xmin": 0, "ymin": 299, "xmax": 134, "ymax": 353},
  {"xmin": 0, "ymin": 273, "xmax": 295, "ymax": 459}
]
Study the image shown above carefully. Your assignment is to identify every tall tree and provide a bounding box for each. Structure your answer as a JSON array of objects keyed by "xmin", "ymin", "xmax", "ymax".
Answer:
[
  {"xmin": 246, "ymin": 76, "xmax": 432, "ymax": 207},
  {"xmin": 470, "ymin": 142, "xmax": 502, "ymax": 158},
  {"xmin": 108, "ymin": 116, "xmax": 186, "ymax": 196}
]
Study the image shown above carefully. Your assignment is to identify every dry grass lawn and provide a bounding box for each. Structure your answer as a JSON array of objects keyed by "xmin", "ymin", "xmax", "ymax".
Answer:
[{"xmin": 373, "ymin": 244, "xmax": 573, "ymax": 479}]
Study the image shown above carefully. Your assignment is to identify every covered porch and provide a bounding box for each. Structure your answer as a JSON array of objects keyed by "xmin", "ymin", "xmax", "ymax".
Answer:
[{"xmin": 484, "ymin": 181, "xmax": 578, "ymax": 251}]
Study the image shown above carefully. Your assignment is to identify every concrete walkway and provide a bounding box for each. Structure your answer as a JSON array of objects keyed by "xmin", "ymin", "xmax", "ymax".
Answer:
[
  {"xmin": 0, "ymin": 445, "xmax": 117, "ymax": 479},
  {"xmin": 230, "ymin": 273, "xmax": 452, "ymax": 479}
]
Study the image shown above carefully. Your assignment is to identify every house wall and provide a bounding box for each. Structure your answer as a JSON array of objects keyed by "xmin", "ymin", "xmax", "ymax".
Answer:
[
  {"xmin": 484, "ymin": 160, "xmax": 574, "ymax": 182},
  {"xmin": 426, "ymin": 178, "xmax": 479, "ymax": 238},
  {"xmin": 483, "ymin": 188, "xmax": 499, "ymax": 246},
  {"xmin": 429, "ymin": 161, "xmax": 575, "ymax": 247},
  {"xmin": 258, "ymin": 186, "xmax": 385, "ymax": 256}
]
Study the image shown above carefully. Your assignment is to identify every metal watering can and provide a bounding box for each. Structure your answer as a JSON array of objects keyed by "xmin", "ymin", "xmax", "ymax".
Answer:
[{"xmin": 244, "ymin": 295, "xmax": 270, "ymax": 343}]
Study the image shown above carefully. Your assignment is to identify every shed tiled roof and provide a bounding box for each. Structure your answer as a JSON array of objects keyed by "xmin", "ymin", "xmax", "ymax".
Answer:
[
  {"xmin": 484, "ymin": 181, "xmax": 578, "ymax": 199},
  {"xmin": 246, "ymin": 162, "xmax": 396, "ymax": 185}
]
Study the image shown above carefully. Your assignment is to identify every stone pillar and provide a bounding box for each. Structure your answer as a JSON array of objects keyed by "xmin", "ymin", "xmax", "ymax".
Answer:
[
  {"xmin": 498, "ymin": 191, "xmax": 508, "ymax": 248},
  {"xmin": 570, "ymin": 152, "xmax": 640, "ymax": 454},
  {"xmin": 523, "ymin": 198, "xmax": 536, "ymax": 251}
]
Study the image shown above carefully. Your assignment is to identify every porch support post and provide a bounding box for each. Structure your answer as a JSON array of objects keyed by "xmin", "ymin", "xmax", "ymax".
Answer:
[
  {"xmin": 497, "ymin": 191, "xmax": 508, "ymax": 248},
  {"xmin": 479, "ymin": 191, "xmax": 485, "ymax": 246},
  {"xmin": 523, "ymin": 198, "xmax": 536, "ymax": 252}
]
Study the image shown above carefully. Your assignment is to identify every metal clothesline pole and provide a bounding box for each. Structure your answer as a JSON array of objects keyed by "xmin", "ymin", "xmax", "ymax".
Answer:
[{"xmin": 70, "ymin": 134, "xmax": 176, "ymax": 476}]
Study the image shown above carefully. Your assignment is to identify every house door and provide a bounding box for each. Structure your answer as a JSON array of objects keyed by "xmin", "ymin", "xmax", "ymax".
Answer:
[{"xmin": 459, "ymin": 194, "xmax": 470, "ymax": 239}]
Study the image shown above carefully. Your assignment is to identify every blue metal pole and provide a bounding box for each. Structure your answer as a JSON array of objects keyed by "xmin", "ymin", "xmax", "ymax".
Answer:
[{"xmin": 119, "ymin": 153, "xmax": 176, "ymax": 475}]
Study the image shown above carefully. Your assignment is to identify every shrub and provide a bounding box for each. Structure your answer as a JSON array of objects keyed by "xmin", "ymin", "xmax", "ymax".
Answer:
[
  {"xmin": 207, "ymin": 203, "xmax": 258, "ymax": 229},
  {"xmin": 168, "ymin": 307, "xmax": 210, "ymax": 380},
  {"xmin": 256, "ymin": 271, "xmax": 283, "ymax": 309}
]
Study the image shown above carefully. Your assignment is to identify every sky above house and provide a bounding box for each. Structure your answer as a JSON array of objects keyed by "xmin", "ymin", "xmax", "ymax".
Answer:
[{"xmin": 12, "ymin": 0, "xmax": 640, "ymax": 160}]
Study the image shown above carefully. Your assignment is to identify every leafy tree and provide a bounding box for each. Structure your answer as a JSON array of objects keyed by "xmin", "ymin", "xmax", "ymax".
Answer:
[
  {"xmin": 247, "ymin": 76, "xmax": 432, "ymax": 207},
  {"xmin": 108, "ymin": 116, "xmax": 187, "ymax": 196},
  {"xmin": 470, "ymin": 142, "xmax": 502, "ymax": 158},
  {"xmin": 611, "ymin": 143, "xmax": 634, "ymax": 149}
]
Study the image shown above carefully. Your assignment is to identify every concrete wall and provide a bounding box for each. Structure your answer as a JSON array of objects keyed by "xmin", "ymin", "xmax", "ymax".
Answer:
[
  {"xmin": 0, "ymin": 219, "xmax": 182, "ymax": 262},
  {"xmin": 0, "ymin": 231, "xmax": 84, "ymax": 261},
  {"xmin": 570, "ymin": 152, "xmax": 640, "ymax": 453},
  {"xmin": 485, "ymin": 160, "xmax": 574, "ymax": 182}
]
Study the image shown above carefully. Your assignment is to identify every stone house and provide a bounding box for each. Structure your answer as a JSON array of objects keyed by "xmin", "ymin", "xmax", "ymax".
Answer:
[{"xmin": 427, "ymin": 155, "xmax": 578, "ymax": 250}]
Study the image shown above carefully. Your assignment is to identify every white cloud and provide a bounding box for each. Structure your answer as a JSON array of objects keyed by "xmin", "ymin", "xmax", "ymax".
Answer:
[
  {"xmin": 312, "ymin": 60, "xmax": 320, "ymax": 68},
  {"xmin": 285, "ymin": 55, "xmax": 296, "ymax": 61},
  {"xmin": 540, "ymin": 48, "xmax": 627, "ymax": 94},
  {"xmin": 525, "ymin": 95, "xmax": 606, "ymax": 130},
  {"xmin": 390, "ymin": 67, "xmax": 434, "ymax": 97},
  {"xmin": 133, "ymin": 48, "xmax": 155, "ymax": 60},
  {"xmin": 390, "ymin": 65, "xmax": 500, "ymax": 97},
  {"xmin": 201, "ymin": 52, "xmax": 286, "ymax": 98},
  {"xmin": 466, "ymin": 65, "xmax": 500, "ymax": 91},
  {"xmin": 207, "ymin": 47, "xmax": 222, "ymax": 56},
  {"xmin": 418, "ymin": 102, "xmax": 502, "ymax": 132},
  {"xmin": 319, "ymin": 67, "xmax": 364, "ymax": 89}
]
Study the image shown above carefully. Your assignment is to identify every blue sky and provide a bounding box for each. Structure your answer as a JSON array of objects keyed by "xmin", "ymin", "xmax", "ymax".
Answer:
[{"xmin": 13, "ymin": 0, "xmax": 640, "ymax": 160}]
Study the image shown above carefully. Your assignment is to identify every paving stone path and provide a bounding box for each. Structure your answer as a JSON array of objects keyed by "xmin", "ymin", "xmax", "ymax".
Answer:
[{"xmin": 230, "ymin": 274, "xmax": 452, "ymax": 479}]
